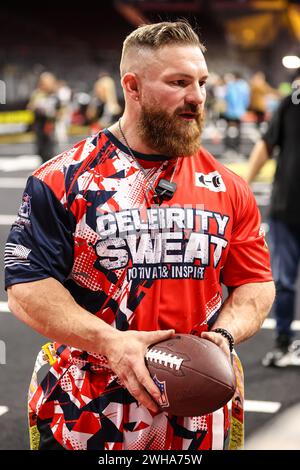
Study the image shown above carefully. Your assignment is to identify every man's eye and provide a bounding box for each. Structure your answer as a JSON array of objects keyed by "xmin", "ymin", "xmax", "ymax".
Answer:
[
  {"xmin": 199, "ymin": 81, "xmax": 206, "ymax": 87},
  {"xmin": 171, "ymin": 80, "xmax": 186, "ymax": 87}
]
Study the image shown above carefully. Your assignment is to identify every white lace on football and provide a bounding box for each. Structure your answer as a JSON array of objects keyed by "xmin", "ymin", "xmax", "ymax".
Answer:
[{"xmin": 146, "ymin": 349, "xmax": 184, "ymax": 370}]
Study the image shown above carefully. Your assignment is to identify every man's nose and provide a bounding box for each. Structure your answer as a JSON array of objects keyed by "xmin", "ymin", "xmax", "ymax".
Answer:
[{"xmin": 185, "ymin": 83, "xmax": 206, "ymax": 106}]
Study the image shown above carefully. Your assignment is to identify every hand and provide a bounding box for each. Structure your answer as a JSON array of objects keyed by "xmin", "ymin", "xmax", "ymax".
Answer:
[
  {"xmin": 200, "ymin": 331, "xmax": 231, "ymax": 361},
  {"xmin": 104, "ymin": 329, "xmax": 175, "ymax": 413}
]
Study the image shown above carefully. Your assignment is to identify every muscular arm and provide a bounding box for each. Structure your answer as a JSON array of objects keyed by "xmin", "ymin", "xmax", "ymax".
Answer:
[
  {"xmin": 8, "ymin": 277, "xmax": 118, "ymax": 351},
  {"xmin": 7, "ymin": 277, "xmax": 174, "ymax": 412},
  {"xmin": 202, "ymin": 281, "xmax": 275, "ymax": 356}
]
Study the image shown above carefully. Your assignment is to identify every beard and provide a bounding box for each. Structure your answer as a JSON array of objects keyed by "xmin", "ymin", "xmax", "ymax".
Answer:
[{"xmin": 138, "ymin": 100, "xmax": 205, "ymax": 158}]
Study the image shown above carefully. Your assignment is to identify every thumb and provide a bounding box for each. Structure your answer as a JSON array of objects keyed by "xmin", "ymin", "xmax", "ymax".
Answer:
[{"xmin": 143, "ymin": 329, "xmax": 176, "ymax": 347}]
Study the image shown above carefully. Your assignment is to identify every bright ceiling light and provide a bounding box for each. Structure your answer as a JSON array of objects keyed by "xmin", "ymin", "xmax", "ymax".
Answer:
[{"xmin": 282, "ymin": 55, "xmax": 300, "ymax": 68}]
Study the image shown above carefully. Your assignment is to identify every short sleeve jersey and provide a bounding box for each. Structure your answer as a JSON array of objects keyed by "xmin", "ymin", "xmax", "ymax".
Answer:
[{"xmin": 4, "ymin": 130, "xmax": 272, "ymax": 450}]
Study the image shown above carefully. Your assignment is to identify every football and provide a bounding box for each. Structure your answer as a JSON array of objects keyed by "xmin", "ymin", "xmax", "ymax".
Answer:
[{"xmin": 145, "ymin": 334, "xmax": 236, "ymax": 416}]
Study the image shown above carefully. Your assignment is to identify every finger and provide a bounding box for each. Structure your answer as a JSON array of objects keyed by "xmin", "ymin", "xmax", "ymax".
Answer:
[
  {"xmin": 134, "ymin": 362, "xmax": 162, "ymax": 402},
  {"xmin": 124, "ymin": 370, "xmax": 159, "ymax": 413},
  {"xmin": 201, "ymin": 331, "xmax": 225, "ymax": 349},
  {"xmin": 201, "ymin": 332, "xmax": 231, "ymax": 359},
  {"xmin": 143, "ymin": 329, "xmax": 176, "ymax": 346},
  {"xmin": 201, "ymin": 331, "xmax": 222, "ymax": 345}
]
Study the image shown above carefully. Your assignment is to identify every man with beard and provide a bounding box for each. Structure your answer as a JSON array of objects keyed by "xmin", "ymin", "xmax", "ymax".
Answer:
[{"xmin": 5, "ymin": 21, "xmax": 274, "ymax": 450}]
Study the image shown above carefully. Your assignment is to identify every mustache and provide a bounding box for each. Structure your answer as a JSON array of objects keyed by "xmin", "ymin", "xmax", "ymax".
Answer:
[{"xmin": 175, "ymin": 104, "xmax": 202, "ymax": 116}]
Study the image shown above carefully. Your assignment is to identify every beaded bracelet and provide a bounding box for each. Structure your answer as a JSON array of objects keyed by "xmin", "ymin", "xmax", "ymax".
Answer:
[{"xmin": 211, "ymin": 327, "xmax": 235, "ymax": 352}]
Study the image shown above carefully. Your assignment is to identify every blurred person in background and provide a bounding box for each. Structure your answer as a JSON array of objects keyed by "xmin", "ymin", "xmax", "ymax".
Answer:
[
  {"xmin": 86, "ymin": 73, "xmax": 122, "ymax": 133},
  {"xmin": 223, "ymin": 72, "xmax": 250, "ymax": 158},
  {"xmin": 212, "ymin": 74, "xmax": 227, "ymax": 120},
  {"xmin": 71, "ymin": 91, "xmax": 91, "ymax": 126},
  {"xmin": 55, "ymin": 80, "xmax": 72, "ymax": 145},
  {"xmin": 249, "ymin": 71, "xmax": 279, "ymax": 128},
  {"xmin": 28, "ymin": 72, "xmax": 61, "ymax": 162},
  {"xmin": 201, "ymin": 72, "xmax": 224, "ymax": 145},
  {"xmin": 204, "ymin": 72, "xmax": 219, "ymax": 122},
  {"xmin": 246, "ymin": 68, "xmax": 300, "ymax": 367}
]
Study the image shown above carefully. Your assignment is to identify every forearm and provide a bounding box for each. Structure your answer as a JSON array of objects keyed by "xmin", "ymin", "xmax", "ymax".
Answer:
[
  {"xmin": 7, "ymin": 277, "xmax": 119, "ymax": 356},
  {"xmin": 246, "ymin": 140, "xmax": 270, "ymax": 184},
  {"xmin": 8, "ymin": 277, "xmax": 176, "ymax": 412},
  {"xmin": 212, "ymin": 281, "xmax": 275, "ymax": 344}
]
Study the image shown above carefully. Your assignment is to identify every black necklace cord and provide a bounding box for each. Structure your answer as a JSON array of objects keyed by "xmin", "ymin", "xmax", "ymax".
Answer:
[{"xmin": 118, "ymin": 118, "xmax": 178, "ymax": 205}]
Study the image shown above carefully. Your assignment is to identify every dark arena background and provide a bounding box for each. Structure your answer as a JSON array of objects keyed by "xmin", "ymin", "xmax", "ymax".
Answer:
[{"xmin": 0, "ymin": 0, "xmax": 300, "ymax": 452}]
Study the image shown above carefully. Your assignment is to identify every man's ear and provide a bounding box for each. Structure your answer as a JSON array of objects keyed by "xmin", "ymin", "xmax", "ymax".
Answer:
[{"xmin": 121, "ymin": 73, "xmax": 140, "ymax": 102}]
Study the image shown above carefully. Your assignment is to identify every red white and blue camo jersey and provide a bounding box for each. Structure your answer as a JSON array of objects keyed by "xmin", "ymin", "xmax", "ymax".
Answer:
[{"xmin": 4, "ymin": 129, "xmax": 272, "ymax": 450}]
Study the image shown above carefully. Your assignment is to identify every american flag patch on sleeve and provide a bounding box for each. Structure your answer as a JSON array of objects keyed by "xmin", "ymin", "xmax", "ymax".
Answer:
[{"xmin": 4, "ymin": 243, "xmax": 31, "ymax": 268}]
